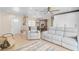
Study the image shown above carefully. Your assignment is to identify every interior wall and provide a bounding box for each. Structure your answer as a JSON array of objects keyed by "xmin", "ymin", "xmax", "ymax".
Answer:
[
  {"xmin": 53, "ymin": 12, "xmax": 79, "ymax": 29},
  {"xmin": 0, "ymin": 12, "xmax": 11, "ymax": 35},
  {"xmin": 0, "ymin": 12, "xmax": 23, "ymax": 35},
  {"xmin": 76, "ymin": 12, "xmax": 79, "ymax": 31},
  {"xmin": 0, "ymin": 13, "xmax": 2, "ymax": 34}
]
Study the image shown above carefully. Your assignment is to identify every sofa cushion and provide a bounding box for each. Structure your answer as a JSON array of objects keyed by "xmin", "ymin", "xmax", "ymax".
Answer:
[
  {"xmin": 65, "ymin": 27, "xmax": 77, "ymax": 32},
  {"xmin": 56, "ymin": 27, "xmax": 64, "ymax": 31},
  {"xmin": 62, "ymin": 42, "xmax": 77, "ymax": 51},
  {"xmin": 48, "ymin": 30, "xmax": 56, "ymax": 34},
  {"xmin": 42, "ymin": 31, "xmax": 48, "ymax": 36},
  {"xmin": 56, "ymin": 30, "xmax": 64, "ymax": 36},
  {"xmin": 62, "ymin": 37, "xmax": 77, "ymax": 46},
  {"xmin": 48, "ymin": 27, "xmax": 56, "ymax": 30},
  {"xmin": 64, "ymin": 32, "xmax": 77, "ymax": 37},
  {"xmin": 64, "ymin": 27, "xmax": 77, "ymax": 37},
  {"xmin": 53, "ymin": 35, "xmax": 62, "ymax": 41},
  {"xmin": 48, "ymin": 27, "xmax": 56, "ymax": 34}
]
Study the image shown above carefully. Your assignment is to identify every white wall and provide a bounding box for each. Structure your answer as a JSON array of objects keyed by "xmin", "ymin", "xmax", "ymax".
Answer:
[
  {"xmin": 0, "ymin": 13, "xmax": 2, "ymax": 34},
  {"xmin": 0, "ymin": 13, "xmax": 11, "ymax": 35},
  {"xmin": 0, "ymin": 12, "xmax": 23, "ymax": 35},
  {"xmin": 53, "ymin": 12, "xmax": 79, "ymax": 29}
]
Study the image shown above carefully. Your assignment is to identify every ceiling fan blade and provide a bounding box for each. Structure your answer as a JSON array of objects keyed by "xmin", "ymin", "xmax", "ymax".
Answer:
[
  {"xmin": 48, "ymin": 7, "xmax": 51, "ymax": 11},
  {"xmin": 48, "ymin": 7, "xmax": 60, "ymax": 12},
  {"xmin": 51, "ymin": 10, "xmax": 59, "ymax": 11}
]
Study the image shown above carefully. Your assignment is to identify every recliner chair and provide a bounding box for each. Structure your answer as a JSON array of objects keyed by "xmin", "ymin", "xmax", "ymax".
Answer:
[{"xmin": 28, "ymin": 26, "xmax": 40, "ymax": 40}]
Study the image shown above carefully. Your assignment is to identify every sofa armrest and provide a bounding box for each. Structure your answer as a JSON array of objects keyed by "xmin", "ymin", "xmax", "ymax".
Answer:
[
  {"xmin": 77, "ymin": 36, "xmax": 79, "ymax": 50},
  {"xmin": 77, "ymin": 36, "xmax": 79, "ymax": 42}
]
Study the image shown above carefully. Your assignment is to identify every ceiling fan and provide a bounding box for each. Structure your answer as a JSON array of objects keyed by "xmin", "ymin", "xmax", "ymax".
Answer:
[
  {"xmin": 37, "ymin": 7, "xmax": 59, "ymax": 13},
  {"xmin": 47, "ymin": 7, "xmax": 59, "ymax": 13}
]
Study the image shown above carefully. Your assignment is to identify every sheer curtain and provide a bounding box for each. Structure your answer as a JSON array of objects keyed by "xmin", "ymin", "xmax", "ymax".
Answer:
[{"xmin": 11, "ymin": 16, "xmax": 21, "ymax": 34}]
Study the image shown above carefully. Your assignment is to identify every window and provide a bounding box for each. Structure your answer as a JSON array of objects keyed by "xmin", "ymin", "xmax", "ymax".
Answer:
[{"xmin": 11, "ymin": 16, "xmax": 21, "ymax": 34}]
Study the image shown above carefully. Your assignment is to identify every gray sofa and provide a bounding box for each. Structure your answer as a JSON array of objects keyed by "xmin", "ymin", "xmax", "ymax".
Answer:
[{"xmin": 42, "ymin": 27, "xmax": 79, "ymax": 51}]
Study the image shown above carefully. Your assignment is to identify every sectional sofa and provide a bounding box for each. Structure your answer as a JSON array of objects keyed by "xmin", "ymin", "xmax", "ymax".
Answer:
[{"xmin": 42, "ymin": 27, "xmax": 79, "ymax": 51}]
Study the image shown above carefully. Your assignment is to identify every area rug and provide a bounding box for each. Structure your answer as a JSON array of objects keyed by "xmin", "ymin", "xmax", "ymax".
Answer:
[{"xmin": 16, "ymin": 40, "xmax": 55, "ymax": 51}]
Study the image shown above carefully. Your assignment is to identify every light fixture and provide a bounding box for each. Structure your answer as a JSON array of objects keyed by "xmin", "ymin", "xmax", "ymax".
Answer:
[{"xmin": 12, "ymin": 7, "xmax": 20, "ymax": 12}]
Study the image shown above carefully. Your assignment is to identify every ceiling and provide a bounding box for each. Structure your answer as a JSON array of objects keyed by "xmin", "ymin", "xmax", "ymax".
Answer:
[
  {"xmin": 0, "ymin": 7, "xmax": 79, "ymax": 17},
  {"xmin": 0, "ymin": 7, "xmax": 47, "ymax": 16},
  {"xmin": 51, "ymin": 7, "xmax": 79, "ymax": 14}
]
